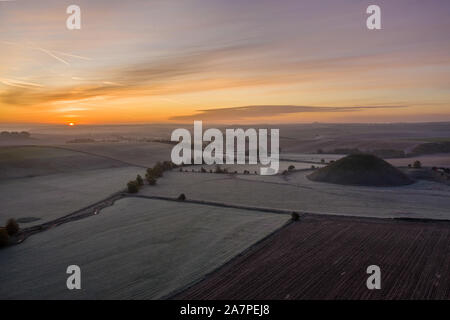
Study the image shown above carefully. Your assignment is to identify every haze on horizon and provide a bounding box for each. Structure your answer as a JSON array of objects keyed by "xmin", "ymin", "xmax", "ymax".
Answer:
[{"xmin": 0, "ymin": 0, "xmax": 449, "ymax": 125}]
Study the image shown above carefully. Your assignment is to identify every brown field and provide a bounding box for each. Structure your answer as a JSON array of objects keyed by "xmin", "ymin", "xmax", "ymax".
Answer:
[{"xmin": 174, "ymin": 215, "xmax": 450, "ymax": 300}]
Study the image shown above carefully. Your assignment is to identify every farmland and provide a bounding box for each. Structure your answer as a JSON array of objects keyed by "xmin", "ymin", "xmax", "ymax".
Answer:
[
  {"xmin": 61, "ymin": 141, "xmax": 173, "ymax": 168},
  {"xmin": 0, "ymin": 166, "xmax": 144, "ymax": 226},
  {"xmin": 1, "ymin": 122, "xmax": 450, "ymax": 300},
  {"xmin": 387, "ymin": 153, "xmax": 450, "ymax": 168},
  {"xmin": 0, "ymin": 146, "xmax": 128, "ymax": 179},
  {"xmin": 0, "ymin": 198, "xmax": 288, "ymax": 299},
  {"xmin": 0, "ymin": 143, "xmax": 173, "ymax": 226},
  {"xmin": 182, "ymin": 160, "xmax": 322, "ymax": 174},
  {"xmin": 174, "ymin": 215, "xmax": 450, "ymax": 300},
  {"xmin": 141, "ymin": 170, "xmax": 450, "ymax": 220}
]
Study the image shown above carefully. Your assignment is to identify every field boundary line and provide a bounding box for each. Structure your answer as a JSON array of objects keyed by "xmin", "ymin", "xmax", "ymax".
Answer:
[
  {"xmin": 128, "ymin": 194, "xmax": 304, "ymax": 216},
  {"xmin": 162, "ymin": 219, "xmax": 295, "ymax": 300},
  {"xmin": 127, "ymin": 194, "xmax": 450, "ymax": 223},
  {"xmin": 11, "ymin": 188, "xmax": 450, "ymax": 246}
]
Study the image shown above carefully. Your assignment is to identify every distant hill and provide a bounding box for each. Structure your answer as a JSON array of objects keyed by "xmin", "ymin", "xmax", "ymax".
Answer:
[
  {"xmin": 410, "ymin": 142, "xmax": 450, "ymax": 156},
  {"xmin": 322, "ymin": 148, "xmax": 406, "ymax": 158},
  {"xmin": 307, "ymin": 154, "xmax": 413, "ymax": 187}
]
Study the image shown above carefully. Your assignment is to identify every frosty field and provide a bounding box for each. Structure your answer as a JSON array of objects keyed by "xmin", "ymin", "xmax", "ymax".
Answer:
[
  {"xmin": 62, "ymin": 141, "xmax": 174, "ymax": 167},
  {"xmin": 0, "ymin": 146, "xmax": 128, "ymax": 179},
  {"xmin": 0, "ymin": 198, "xmax": 289, "ymax": 299},
  {"xmin": 281, "ymin": 153, "xmax": 344, "ymax": 163},
  {"xmin": 387, "ymin": 153, "xmax": 450, "ymax": 167},
  {"xmin": 0, "ymin": 166, "xmax": 144, "ymax": 226},
  {"xmin": 182, "ymin": 160, "xmax": 322, "ymax": 174},
  {"xmin": 141, "ymin": 170, "xmax": 450, "ymax": 220}
]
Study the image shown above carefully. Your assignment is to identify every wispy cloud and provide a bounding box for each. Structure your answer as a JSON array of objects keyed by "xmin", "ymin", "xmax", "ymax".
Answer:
[
  {"xmin": 1, "ymin": 41, "xmax": 91, "ymax": 66},
  {"xmin": 53, "ymin": 107, "xmax": 91, "ymax": 113},
  {"xmin": 0, "ymin": 44, "xmax": 265, "ymax": 106},
  {"xmin": 37, "ymin": 47, "xmax": 70, "ymax": 66},
  {"xmin": 170, "ymin": 105, "xmax": 409, "ymax": 121},
  {"xmin": 0, "ymin": 78, "xmax": 44, "ymax": 88}
]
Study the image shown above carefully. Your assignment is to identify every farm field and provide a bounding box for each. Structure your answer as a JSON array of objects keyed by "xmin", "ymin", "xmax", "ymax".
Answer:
[
  {"xmin": 182, "ymin": 161, "xmax": 322, "ymax": 174},
  {"xmin": 282, "ymin": 153, "xmax": 450, "ymax": 168},
  {"xmin": 2, "ymin": 0, "xmax": 450, "ymax": 302},
  {"xmin": 60, "ymin": 141, "xmax": 174, "ymax": 167},
  {"xmin": 174, "ymin": 215, "xmax": 450, "ymax": 300},
  {"xmin": 0, "ymin": 198, "xmax": 289, "ymax": 299},
  {"xmin": 387, "ymin": 153, "xmax": 450, "ymax": 168},
  {"xmin": 281, "ymin": 153, "xmax": 344, "ymax": 163},
  {"xmin": 0, "ymin": 166, "xmax": 144, "ymax": 226},
  {"xmin": 0, "ymin": 146, "xmax": 128, "ymax": 179},
  {"xmin": 142, "ymin": 170, "xmax": 450, "ymax": 220},
  {"xmin": 1, "ymin": 122, "xmax": 450, "ymax": 301}
]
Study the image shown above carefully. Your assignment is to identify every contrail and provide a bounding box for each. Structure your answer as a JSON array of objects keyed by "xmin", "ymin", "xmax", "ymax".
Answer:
[
  {"xmin": 1, "ymin": 41, "xmax": 92, "ymax": 65},
  {"xmin": 0, "ymin": 77, "xmax": 44, "ymax": 88},
  {"xmin": 52, "ymin": 50, "xmax": 92, "ymax": 61},
  {"xmin": 37, "ymin": 47, "xmax": 70, "ymax": 66}
]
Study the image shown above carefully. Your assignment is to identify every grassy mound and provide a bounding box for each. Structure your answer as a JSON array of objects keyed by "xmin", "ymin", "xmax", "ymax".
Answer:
[{"xmin": 307, "ymin": 154, "xmax": 413, "ymax": 187}]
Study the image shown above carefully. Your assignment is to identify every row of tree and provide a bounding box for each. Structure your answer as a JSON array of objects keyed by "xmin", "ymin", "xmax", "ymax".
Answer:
[
  {"xmin": 127, "ymin": 161, "xmax": 177, "ymax": 193},
  {"xmin": 0, "ymin": 219, "xmax": 20, "ymax": 247},
  {"xmin": 0, "ymin": 131, "xmax": 31, "ymax": 139},
  {"xmin": 187, "ymin": 165, "xmax": 261, "ymax": 175},
  {"xmin": 408, "ymin": 161, "xmax": 422, "ymax": 169}
]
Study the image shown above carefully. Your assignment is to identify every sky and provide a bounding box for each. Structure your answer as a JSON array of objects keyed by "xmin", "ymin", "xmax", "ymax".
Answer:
[{"xmin": 0, "ymin": 0, "xmax": 449, "ymax": 124}]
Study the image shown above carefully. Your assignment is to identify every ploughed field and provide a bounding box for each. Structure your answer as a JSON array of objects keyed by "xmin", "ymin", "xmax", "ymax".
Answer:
[
  {"xmin": 174, "ymin": 215, "xmax": 450, "ymax": 300},
  {"xmin": 0, "ymin": 198, "xmax": 289, "ymax": 299}
]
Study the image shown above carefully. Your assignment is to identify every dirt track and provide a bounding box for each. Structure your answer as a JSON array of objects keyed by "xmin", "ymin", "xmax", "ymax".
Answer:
[{"xmin": 15, "ymin": 192, "xmax": 126, "ymax": 244}]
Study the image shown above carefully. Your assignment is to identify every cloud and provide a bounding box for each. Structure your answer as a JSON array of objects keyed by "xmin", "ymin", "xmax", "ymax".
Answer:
[
  {"xmin": 113, "ymin": 43, "xmax": 262, "ymax": 84},
  {"xmin": 169, "ymin": 105, "xmax": 409, "ymax": 121},
  {"xmin": 0, "ymin": 78, "xmax": 44, "ymax": 88},
  {"xmin": 0, "ymin": 38, "xmax": 429, "ymax": 120},
  {"xmin": 0, "ymin": 43, "xmax": 266, "ymax": 107},
  {"xmin": 1, "ymin": 41, "xmax": 92, "ymax": 66}
]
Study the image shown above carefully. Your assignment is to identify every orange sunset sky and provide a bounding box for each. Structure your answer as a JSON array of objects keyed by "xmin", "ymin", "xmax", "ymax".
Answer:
[{"xmin": 1, "ymin": 0, "xmax": 449, "ymax": 124}]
